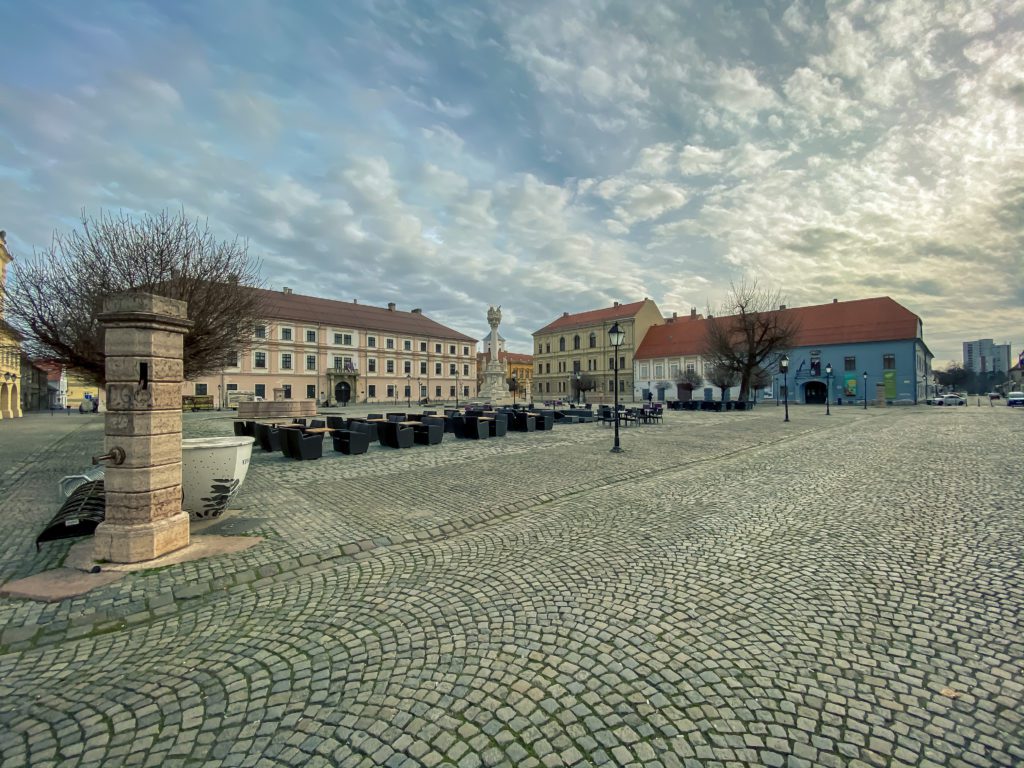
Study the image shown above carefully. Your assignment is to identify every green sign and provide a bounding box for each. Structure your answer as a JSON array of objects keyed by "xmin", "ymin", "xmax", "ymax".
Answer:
[
  {"xmin": 883, "ymin": 370, "xmax": 897, "ymax": 399},
  {"xmin": 843, "ymin": 376, "xmax": 858, "ymax": 397}
]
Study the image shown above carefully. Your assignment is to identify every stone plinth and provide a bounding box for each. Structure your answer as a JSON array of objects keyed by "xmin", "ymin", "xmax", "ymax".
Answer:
[
  {"xmin": 236, "ymin": 400, "xmax": 316, "ymax": 419},
  {"xmin": 93, "ymin": 292, "xmax": 193, "ymax": 563}
]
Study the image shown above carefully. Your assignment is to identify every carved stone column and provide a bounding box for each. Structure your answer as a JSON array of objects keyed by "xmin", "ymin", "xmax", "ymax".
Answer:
[{"xmin": 93, "ymin": 293, "xmax": 193, "ymax": 563}]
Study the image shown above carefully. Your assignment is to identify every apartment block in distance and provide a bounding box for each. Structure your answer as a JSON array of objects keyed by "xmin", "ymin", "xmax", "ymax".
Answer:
[
  {"xmin": 186, "ymin": 287, "xmax": 477, "ymax": 406},
  {"xmin": 532, "ymin": 299, "xmax": 663, "ymax": 403}
]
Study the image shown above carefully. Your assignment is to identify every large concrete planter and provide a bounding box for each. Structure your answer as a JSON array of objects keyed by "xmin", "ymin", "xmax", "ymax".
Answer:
[{"xmin": 181, "ymin": 436, "xmax": 254, "ymax": 520}]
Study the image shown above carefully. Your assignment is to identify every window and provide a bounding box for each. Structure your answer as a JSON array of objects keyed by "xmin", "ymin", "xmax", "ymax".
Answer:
[
  {"xmin": 609, "ymin": 356, "xmax": 615, "ymax": 370},
  {"xmin": 655, "ymin": 364, "xmax": 664, "ymax": 379},
  {"xmin": 545, "ymin": 342, "xmax": 550, "ymax": 353},
  {"xmin": 343, "ymin": 356, "xmax": 353, "ymax": 370},
  {"xmin": 404, "ymin": 360, "xmax": 411, "ymax": 374},
  {"xmin": 404, "ymin": 340, "xmax": 411, "ymax": 351},
  {"xmin": 306, "ymin": 355, "xmax": 316, "ymax": 371},
  {"xmin": 306, "ymin": 330, "xmax": 316, "ymax": 343},
  {"xmin": 810, "ymin": 358, "xmax": 821, "ymax": 376},
  {"xmin": 559, "ymin": 337, "xmax": 566, "ymax": 352},
  {"xmin": 589, "ymin": 332, "xmax": 596, "ymax": 348},
  {"xmin": 334, "ymin": 333, "xmax": 342, "ymax": 345},
  {"xmin": 435, "ymin": 362, "xmax": 442, "ymax": 375},
  {"xmin": 435, "ymin": 343, "xmax": 442, "ymax": 353},
  {"xmin": 281, "ymin": 327, "xmax": 292, "ymax": 341},
  {"xmin": 228, "ymin": 352, "xmax": 240, "ymax": 368},
  {"xmin": 226, "ymin": 383, "xmax": 238, "ymax": 391},
  {"xmin": 537, "ymin": 343, "xmax": 542, "ymax": 354},
  {"xmin": 281, "ymin": 353, "xmax": 292, "ymax": 370},
  {"xmin": 386, "ymin": 360, "xmax": 395, "ymax": 373},
  {"xmin": 333, "ymin": 355, "xmax": 342, "ymax": 369},
  {"xmin": 386, "ymin": 338, "xmax": 395, "ymax": 349},
  {"xmin": 254, "ymin": 325, "xmax": 266, "ymax": 339},
  {"xmin": 463, "ymin": 386, "xmax": 469, "ymax": 397},
  {"xmin": 404, "ymin": 385, "xmax": 411, "ymax": 397},
  {"xmin": 545, "ymin": 363, "xmax": 550, "ymax": 374},
  {"xmin": 368, "ymin": 336, "xmax": 377, "ymax": 348},
  {"xmin": 538, "ymin": 364, "xmax": 542, "ymax": 374},
  {"xmin": 463, "ymin": 346, "xmax": 469, "ymax": 356},
  {"xmin": 420, "ymin": 341, "xmax": 427, "ymax": 352},
  {"xmin": 387, "ymin": 385, "xmax": 395, "ymax": 398},
  {"xmin": 420, "ymin": 361, "xmax": 427, "ymax": 375},
  {"xmin": 572, "ymin": 360, "xmax": 580, "ymax": 373},
  {"xmin": 450, "ymin": 386, "xmax": 456, "ymax": 397},
  {"xmin": 368, "ymin": 384, "xmax": 376, "ymax": 398},
  {"xmin": 463, "ymin": 364, "xmax": 469, "ymax": 376},
  {"xmin": 620, "ymin": 356, "xmax": 626, "ymax": 370},
  {"xmin": 368, "ymin": 359, "xmax": 377, "ymax": 373},
  {"xmin": 254, "ymin": 384, "xmax": 266, "ymax": 398},
  {"xmin": 573, "ymin": 335, "xmax": 580, "ymax": 350},
  {"xmin": 195, "ymin": 383, "xmax": 208, "ymax": 396},
  {"xmin": 282, "ymin": 385, "xmax": 292, "ymax": 400},
  {"xmin": 640, "ymin": 364, "xmax": 649, "ymax": 378},
  {"xmin": 670, "ymin": 363, "xmax": 679, "ymax": 377},
  {"xmin": 883, "ymin": 354, "xmax": 895, "ymax": 370},
  {"xmin": 435, "ymin": 385, "xmax": 442, "ymax": 397},
  {"xmin": 844, "ymin": 357, "xmax": 856, "ymax": 372},
  {"xmin": 619, "ymin": 380, "xmax": 625, "ymax": 392},
  {"xmin": 306, "ymin": 385, "xmax": 316, "ymax": 399},
  {"xmin": 254, "ymin": 352, "xmax": 267, "ymax": 369},
  {"xmin": 449, "ymin": 344, "xmax": 456, "ymax": 354},
  {"xmin": 546, "ymin": 382, "xmax": 550, "ymax": 393},
  {"xmin": 449, "ymin": 363, "xmax": 456, "ymax": 375}
]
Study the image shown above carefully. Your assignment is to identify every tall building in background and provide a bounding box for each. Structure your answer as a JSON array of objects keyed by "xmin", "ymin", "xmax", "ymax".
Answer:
[{"xmin": 962, "ymin": 339, "xmax": 1011, "ymax": 375}]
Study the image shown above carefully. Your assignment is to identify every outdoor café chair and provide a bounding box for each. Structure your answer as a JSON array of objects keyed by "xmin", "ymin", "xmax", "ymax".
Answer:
[
  {"xmin": 332, "ymin": 429, "xmax": 370, "ymax": 455},
  {"xmin": 379, "ymin": 421, "xmax": 414, "ymax": 449},
  {"xmin": 413, "ymin": 418, "xmax": 443, "ymax": 446},
  {"xmin": 254, "ymin": 423, "xmax": 282, "ymax": 452}
]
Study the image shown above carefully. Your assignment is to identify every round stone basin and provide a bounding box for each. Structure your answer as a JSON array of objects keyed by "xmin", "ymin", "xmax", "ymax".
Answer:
[{"xmin": 181, "ymin": 436, "xmax": 254, "ymax": 520}]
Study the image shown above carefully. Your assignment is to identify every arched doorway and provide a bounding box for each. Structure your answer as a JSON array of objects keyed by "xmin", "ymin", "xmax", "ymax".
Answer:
[
  {"xmin": 0, "ymin": 382, "xmax": 9, "ymax": 418},
  {"xmin": 334, "ymin": 381, "xmax": 351, "ymax": 405},
  {"xmin": 804, "ymin": 380, "xmax": 827, "ymax": 404}
]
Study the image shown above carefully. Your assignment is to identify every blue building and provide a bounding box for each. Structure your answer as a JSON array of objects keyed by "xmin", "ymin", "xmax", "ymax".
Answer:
[{"xmin": 635, "ymin": 297, "xmax": 933, "ymax": 404}]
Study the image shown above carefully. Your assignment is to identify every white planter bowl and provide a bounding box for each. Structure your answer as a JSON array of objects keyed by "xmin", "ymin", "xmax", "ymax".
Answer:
[{"xmin": 181, "ymin": 436, "xmax": 255, "ymax": 519}]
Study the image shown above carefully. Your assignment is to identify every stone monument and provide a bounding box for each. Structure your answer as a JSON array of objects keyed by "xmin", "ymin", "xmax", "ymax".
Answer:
[
  {"xmin": 92, "ymin": 292, "xmax": 193, "ymax": 563},
  {"xmin": 477, "ymin": 305, "xmax": 511, "ymax": 404}
]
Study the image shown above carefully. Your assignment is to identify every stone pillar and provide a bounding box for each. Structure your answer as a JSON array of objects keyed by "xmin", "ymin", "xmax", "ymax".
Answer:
[{"xmin": 93, "ymin": 293, "xmax": 193, "ymax": 563}]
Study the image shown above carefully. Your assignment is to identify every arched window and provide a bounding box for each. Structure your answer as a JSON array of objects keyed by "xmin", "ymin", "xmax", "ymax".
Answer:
[
  {"xmin": 589, "ymin": 332, "xmax": 596, "ymax": 348},
  {"xmin": 559, "ymin": 337, "xmax": 566, "ymax": 352},
  {"xmin": 573, "ymin": 335, "xmax": 580, "ymax": 350}
]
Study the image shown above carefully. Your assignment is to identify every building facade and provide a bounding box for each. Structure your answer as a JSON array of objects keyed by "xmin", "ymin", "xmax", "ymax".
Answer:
[
  {"xmin": 1, "ymin": 230, "xmax": 24, "ymax": 420},
  {"xmin": 186, "ymin": 288, "xmax": 477, "ymax": 406},
  {"xmin": 635, "ymin": 297, "xmax": 933, "ymax": 404},
  {"xmin": 962, "ymin": 338, "xmax": 1011, "ymax": 392},
  {"xmin": 532, "ymin": 299, "xmax": 663, "ymax": 403}
]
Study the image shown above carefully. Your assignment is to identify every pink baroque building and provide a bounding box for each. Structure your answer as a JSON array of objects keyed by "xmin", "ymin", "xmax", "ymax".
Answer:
[{"xmin": 185, "ymin": 287, "xmax": 478, "ymax": 407}]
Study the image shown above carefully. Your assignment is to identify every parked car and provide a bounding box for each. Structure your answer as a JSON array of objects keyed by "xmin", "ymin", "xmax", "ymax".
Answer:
[
  {"xmin": 928, "ymin": 395, "xmax": 945, "ymax": 405},
  {"xmin": 942, "ymin": 394, "xmax": 966, "ymax": 406},
  {"xmin": 1007, "ymin": 391, "xmax": 1024, "ymax": 407},
  {"xmin": 987, "ymin": 392, "xmax": 1001, "ymax": 400}
]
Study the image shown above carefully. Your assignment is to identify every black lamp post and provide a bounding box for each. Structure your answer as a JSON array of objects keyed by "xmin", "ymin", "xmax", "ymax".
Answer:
[
  {"xmin": 863, "ymin": 371, "xmax": 868, "ymax": 409},
  {"xmin": 455, "ymin": 367, "xmax": 460, "ymax": 408},
  {"xmin": 825, "ymin": 363, "xmax": 832, "ymax": 415},
  {"xmin": 775, "ymin": 376, "xmax": 779, "ymax": 406},
  {"xmin": 780, "ymin": 355, "xmax": 790, "ymax": 422},
  {"xmin": 575, "ymin": 371, "xmax": 581, "ymax": 405},
  {"xmin": 512, "ymin": 375, "xmax": 517, "ymax": 408},
  {"xmin": 406, "ymin": 373, "xmax": 411, "ymax": 408},
  {"xmin": 609, "ymin": 322, "xmax": 625, "ymax": 453}
]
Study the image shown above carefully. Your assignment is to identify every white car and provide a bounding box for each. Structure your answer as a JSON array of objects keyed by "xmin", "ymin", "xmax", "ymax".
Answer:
[
  {"xmin": 1007, "ymin": 391, "xmax": 1024, "ymax": 407},
  {"xmin": 942, "ymin": 394, "xmax": 966, "ymax": 406}
]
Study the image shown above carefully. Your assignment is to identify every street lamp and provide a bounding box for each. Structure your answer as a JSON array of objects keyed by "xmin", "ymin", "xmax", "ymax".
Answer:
[
  {"xmin": 609, "ymin": 322, "xmax": 625, "ymax": 453},
  {"xmin": 455, "ymin": 367, "xmax": 460, "ymax": 408},
  {"xmin": 512, "ymin": 375, "xmax": 517, "ymax": 408},
  {"xmin": 825, "ymin": 363, "xmax": 832, "ymax": 416},
  {"xmin": 863, "ymin": 371, "xmax": 868, "ymax": 409},
  {"xmin": 406, "ymin": 373, "xmax": 411, "ymax": 408},
  {"xmin": 575, "ymin": 371, "xmax": 581, "ymax": 405},
  {"xmin": 780, "ymin": 355, "xmax": 790, "ymax": 422}
]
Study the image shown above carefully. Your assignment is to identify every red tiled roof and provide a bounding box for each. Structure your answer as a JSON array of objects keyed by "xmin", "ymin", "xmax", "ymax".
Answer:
[
  {"xmin": 253, "ymin": 288, "xmax": 476, "ymax": 343},
  {"xmin": 478, "ymin": 351, "xmax": 533, "ymax": 365},
  {"xmin": 636, "ymin": 297, "xmax": 922, "ymax": 359},
  {"xmin": 534, "ymin": 300, "xmax": 650, "ymax": 335}
]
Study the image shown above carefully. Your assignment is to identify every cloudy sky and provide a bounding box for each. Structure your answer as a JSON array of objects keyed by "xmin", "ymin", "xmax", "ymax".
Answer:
[{"xmin": 1, "ymin": 0, "xmax": 1021, "ymax": 364}]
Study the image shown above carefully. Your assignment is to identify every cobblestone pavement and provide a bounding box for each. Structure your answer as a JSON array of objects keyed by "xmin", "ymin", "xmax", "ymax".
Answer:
[{"xmin": 0, "ymin": 404, "xmax": 1021, "ymax": 766}]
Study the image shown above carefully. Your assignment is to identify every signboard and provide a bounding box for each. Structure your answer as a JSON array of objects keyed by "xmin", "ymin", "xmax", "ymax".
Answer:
[
  {"xmin": 843, "ymin": 376, "xmax": 858, "ymax": 397},
  {"xmin": 883, "ymin": 370, "xmax": 897, "ymax": 399}
]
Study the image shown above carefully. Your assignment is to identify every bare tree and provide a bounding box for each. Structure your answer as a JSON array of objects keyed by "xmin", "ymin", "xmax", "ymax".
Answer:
[
  {"xmin": 701, "ymin": 279, "xmax": 800, "ymax": 402},
  {"xmin": 705, "ymin": 362, "xmax": 738, "ymax": 401},
  {"xmin": 675, "ymin": 369, "xmax": 703, "ymax": 401},
  {"xmin": 573, "ymin": 372, "xmax": 598, "ymax": 402},
  {"xmin": 749, "ymin": 366, "xmax": 772, "ymax": 402},
  {"xmin": 5, "ymin": 210, "xmax": 266, "ymax": 383}
]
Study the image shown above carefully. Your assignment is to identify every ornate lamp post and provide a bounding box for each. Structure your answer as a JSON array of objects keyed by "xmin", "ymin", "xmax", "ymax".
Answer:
[
  {"xmin": 512, "ymin": 375, "xmax": 517, "ymax": 408},
  {"xmin": 609, "ymin": 322, "xmax": 625, "ymax": 453},
  {"xmin": 455, "ymin": 366, "xmax": 460, "ymax": 408},
  {"xmin": 863, "ymin": 370, "xmax": 868, "ymax": 409},
  {"xmin": 406, "ymin": 373, "xmax": 411, "ymax": 408},
  {"xmin": 780, "ymin": 355, "xmax": 790, "ymax": 423},
  {"xmin": 575, "ymin": 371, "xmax": 581, "ymax": 405},
  {"xmin": 825, "ymin": 362, "xmax": 832, "ymax": 416}
]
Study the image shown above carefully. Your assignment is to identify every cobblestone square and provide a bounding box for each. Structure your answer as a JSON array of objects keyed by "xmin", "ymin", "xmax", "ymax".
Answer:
[{"xmin": 0, "ymin": 404, "xmax": 1021, "ymax": 766}]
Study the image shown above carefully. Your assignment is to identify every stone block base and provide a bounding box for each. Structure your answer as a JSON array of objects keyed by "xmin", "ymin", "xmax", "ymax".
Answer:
[{"xmin": 93, "ymin": 511, "xmax": 190, "ymax": 563}]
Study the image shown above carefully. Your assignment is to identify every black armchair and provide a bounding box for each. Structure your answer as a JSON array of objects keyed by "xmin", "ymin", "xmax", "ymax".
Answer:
[
  {"xmin": 534, "ymin": 411, "xmax": 555, "ymax": 430},
  {"xmin": 233, "ymin": 420, "xmax": 247, "ymax": 437},
  {"xmin": 487, "ymin": 413, "xmax": 507, "ymax": 437},
  {"xmin": 458, "ymin": 415, "xmax": 489, "ymax": 439},
  {"xmin": 283, "ymin": 427, "xmax": 323, "ymax": 460},
  {"xmin": 507, "ymin": 411, "xmax": 536, "ymax": 432},
  {"xmin": 332, "ymin": 429, "xmax": 370, "ymax": 455},
  {"xmin": 413, "ymin": 419, "xmax": 443, "ymax": 446},
  {"xmin": 309, "ymin": 419, "xmax": 326, "ymax": 429},
  {"xmin": 379, "ymin": 421, "xmax": 414, "ymax": 448},
  {"xmin": 278, "ymin": 426, "xmax": 301, "ymax": 457},
  {"xmin": 326, "ymin": 416, "xmax": 347, "ymax": 430},
  {"xmin": 254, "ymin": 423, "xmax": 282, "ymax": 452}
]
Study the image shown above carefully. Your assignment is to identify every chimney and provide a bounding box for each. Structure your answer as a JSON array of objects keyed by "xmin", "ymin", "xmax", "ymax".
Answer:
[
  {"xmin": 690, "ymin": 308, "xmax": 697, "ymax": 318},
  {"xmin": 562, "ymin": 311, "xmax": 569, "ymax": 317},
  {"xmin": 672, "ymin": 311, "xmax": 677, "ymax": 319},
  {"xmin": 411, "ymin": 308, "xmax": 422, "ymax": 314},
  {"xmin": 388, "ymin": 302, "xmax": 396, "ymax": 311},
  {"xmin": 613, "ymin": 301, "xmax": 620, "ymax": 307},
  {"xmin": 833, "ymin": 298, "xmax": 838, "ymax": 303},
  {"xmin": 353, "ymin": 299, "xmax": 358, "ymax": 304},
  {"xmin": 779, "ymin": 304, "xmax": 786, "ymax": 310},
  {"xmin": 282, "ymin": 287, "xmax": 292, "ymax": 294}
]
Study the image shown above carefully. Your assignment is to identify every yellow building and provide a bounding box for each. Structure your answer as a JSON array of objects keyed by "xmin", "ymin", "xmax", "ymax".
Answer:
[
  {"xmin": 66, "ymin": 369, "xmax": 102, "ymax": 411},
  {"xmin": 1, "ymin": 230, "xmax": 24, "ymax": 420},
  {"xmin": 532, "ymin": 299, "xmax": 664, "ymax": 403}
]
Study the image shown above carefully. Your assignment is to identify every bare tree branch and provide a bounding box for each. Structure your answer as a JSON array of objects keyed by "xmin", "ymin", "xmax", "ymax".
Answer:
[
  {"xmin": 5, "ymin": 209, "xmax": 266, "ymax": 383},
  {"xmin": 701, "ymin": 278, "xmax": 800, "ymax": 402}
]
